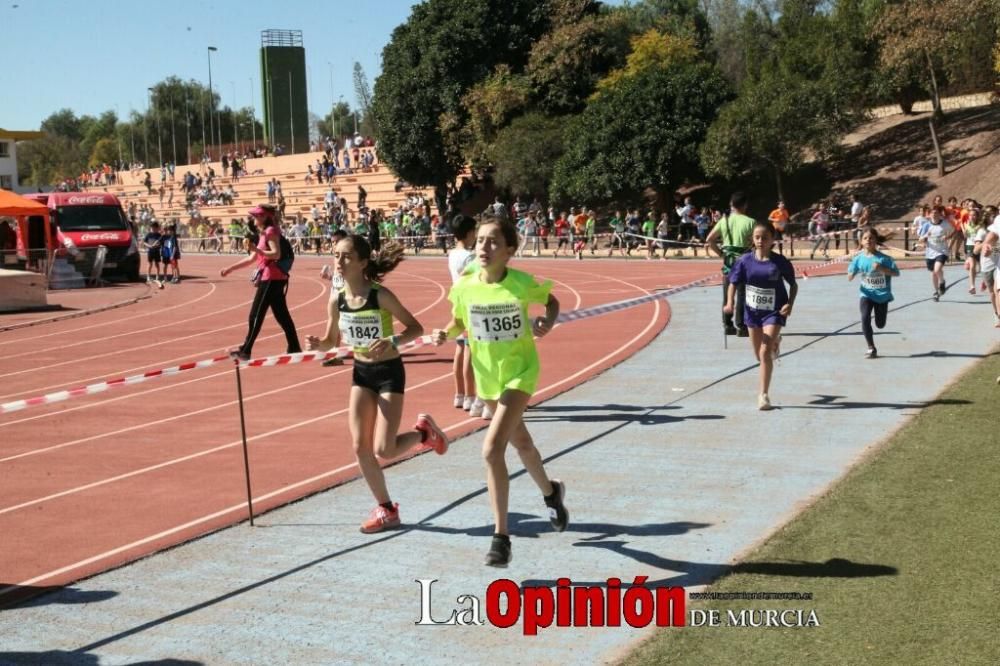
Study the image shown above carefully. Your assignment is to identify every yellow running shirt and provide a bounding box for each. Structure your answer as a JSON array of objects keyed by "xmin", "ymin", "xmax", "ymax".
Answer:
[{"xmin": 449, "ymin": 268, "xmax": 552, "ymax": 400}]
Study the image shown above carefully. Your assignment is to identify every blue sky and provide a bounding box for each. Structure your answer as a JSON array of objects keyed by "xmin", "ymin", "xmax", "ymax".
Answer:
[{"xmin": 0, "ymin": 0, "xmax": 422, "ymax": 129}]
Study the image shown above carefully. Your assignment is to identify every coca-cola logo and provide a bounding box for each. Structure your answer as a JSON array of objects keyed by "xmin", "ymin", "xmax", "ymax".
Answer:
[
  {"xmin": 79, "ymin": 233, "xmax": 121, "ymax": 241},
  {"xmin": 66, "ymin": 196, "xmax": 107, "ymax": 205}
]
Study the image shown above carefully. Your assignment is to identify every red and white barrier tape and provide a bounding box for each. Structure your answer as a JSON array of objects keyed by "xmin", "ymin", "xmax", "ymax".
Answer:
[
  {"xmin": 799, "ymin": 252, "xmax": 853, "ymax": 278},
  {"xmin": 0, "ymin": 354, "xmax": 231, "ymax": 414},
  {"xmin": 0, "ymin": 336, "xmax": 433, "ymax": 415}
]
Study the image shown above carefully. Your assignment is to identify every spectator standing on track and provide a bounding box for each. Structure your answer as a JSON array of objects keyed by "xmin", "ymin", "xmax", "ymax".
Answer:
[
  {"xmin": 142, "ymin": 221, "xmax": 163, "ymax": 283},
  {"xmin": 707, "ymin": 191, "xmax": 755, "ymax": 337},
  {"xmin": 768, "ymin": 201, "xmax": 789, "ymax": 254},
  {"xmin": 808, "ymin": 203, "xmax": 832, "ymax": 260},
  {"xmin": 306, "ymin": 235, "xmax": 450, "ymax": 534},
  {"xmin": 221, "ymin": 204, "xmax": 302, "ymax": 361},
  {"xmin": 160, "ymin": 224, "xmax": 182, "ymax": 284},
  {"xmin": 553, "ymin": 211, "xmax": 569, "ymax": 258}
]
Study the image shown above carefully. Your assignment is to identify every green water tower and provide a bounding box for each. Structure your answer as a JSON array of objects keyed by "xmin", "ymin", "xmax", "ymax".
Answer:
[{"xmin": 260, "ymin": 29, "xmax": 309, "ymax": 154}]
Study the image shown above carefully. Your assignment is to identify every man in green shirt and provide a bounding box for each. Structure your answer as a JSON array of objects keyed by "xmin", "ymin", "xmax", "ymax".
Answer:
[{"xmin": 707, "ymin": 191, "xmax": 755, "ymax": 336}]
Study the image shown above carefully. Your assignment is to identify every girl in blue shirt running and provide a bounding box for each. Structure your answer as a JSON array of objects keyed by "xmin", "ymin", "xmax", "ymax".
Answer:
[{"xmin": 848, "ymin": 228, "xmax": 900, "ymax": 359}]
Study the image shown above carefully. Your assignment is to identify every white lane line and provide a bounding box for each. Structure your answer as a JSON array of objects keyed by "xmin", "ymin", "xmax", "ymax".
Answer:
[
  {"xmin": 3, "ymin": 286, "xmax": 254, "ymax": 360},
  {"xmin": 0, "ymin": 282, "xmax": 220, "ymax": 347},
  {"xmin": 0, "ymin": 273, "xmax": 448, "ymax": 458},
  {"xmin": 0, "ymin": 278, "xmax": 329, "ymax": 381},
  {"xmin": 0, "ymin": 270, "xmax": 442, "ymax": 401}
]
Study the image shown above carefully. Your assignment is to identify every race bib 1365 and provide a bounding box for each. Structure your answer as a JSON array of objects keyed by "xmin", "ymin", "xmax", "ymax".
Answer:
[{"xmin": 469, "ymin": 302, "xmax": 525, "ymax": 342}]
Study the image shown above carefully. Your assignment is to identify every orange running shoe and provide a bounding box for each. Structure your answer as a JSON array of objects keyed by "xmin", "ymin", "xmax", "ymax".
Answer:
[
  {"xmin": 360, "ymin": 503, "xmax": 401, "ymax": 534},
  {"xmin": 415, "ymin": 414, "xmax": 449, "ymax": 455}
]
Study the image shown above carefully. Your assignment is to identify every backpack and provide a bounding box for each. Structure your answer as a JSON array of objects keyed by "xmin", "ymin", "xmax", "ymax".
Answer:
[{"xmin": 276, "ymin": 234, "xmax": 295, "ymax": 274}]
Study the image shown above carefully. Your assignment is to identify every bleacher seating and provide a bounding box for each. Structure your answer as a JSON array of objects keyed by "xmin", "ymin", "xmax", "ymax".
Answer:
[{"xmin": 105, "ymin": 150, "xmax": 465, "ymax": 225}]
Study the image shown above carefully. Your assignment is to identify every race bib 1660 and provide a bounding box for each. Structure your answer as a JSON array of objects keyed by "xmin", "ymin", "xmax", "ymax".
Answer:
[
  {"xmin": 862, "ymin": 273, "xmax": 887, "ymax": 290},
  {"xmin": 469, "ymin": 302, "xmax": 525, "ymax": 342}
]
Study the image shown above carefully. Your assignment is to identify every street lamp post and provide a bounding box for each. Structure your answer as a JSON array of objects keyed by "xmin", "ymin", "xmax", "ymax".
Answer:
[
  {"xmin": 249, "ymin": 77, "xmax": 256, "ymax": 152},
  {"xmin": 114, "ymin": 104, "xmax": 123, "ymax": 168},
  {"xmin": 231, "ymin": 81, "xmax": 239, "ymax": 154},
  {"xmin": 169, "ymin": 92, "xmax": 177, "ymax": 165},
  {"xmin": 288, "ymin": 71, "xmax": 295, "ymax": 155},
  {"xmin": 144, "ymin": 88, "xmax": 151, "ymax": 167},
  {"xmin": 149, "ymin": 87, "xmax": 163, "ymax": 166},
  {"xmin": 184, "ymin": 89, "xmax": 192, "ymax": 165},
  {"xmin": 207, "ymin": 46, "xmax": 217, "ymax": 160},
  {"xmin": 327, "ymin": 62, "xmax": 334, "ymax": 141}
]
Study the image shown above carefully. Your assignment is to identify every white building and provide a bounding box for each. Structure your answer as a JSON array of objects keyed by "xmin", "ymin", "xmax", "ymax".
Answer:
[{"xmin": 0, "ymin": 128, "xmax": 44, "ymax": 192}]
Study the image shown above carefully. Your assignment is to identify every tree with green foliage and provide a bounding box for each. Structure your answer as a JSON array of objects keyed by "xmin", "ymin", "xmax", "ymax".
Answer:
[
  {"xmin": 317, "ymin": 101, "xmax": 355, "ymax": 140},
  {"xmin": 490, "ymin": 113, "xmax": 565, "ymax": 197},
  {"xmin": 461, "ymin": 65, "xmax": 531, "ymax": 167},
  {"xmin": 371, "ymin": 0, "xmax": 552, "ymax": 210},
  {"xmin": 551, "ymin": 61, "xmax": 731, "ymax": 205},
  {"xmin": 525, "ymin": 11, "xmax": 631, "ymax": 114},
  {"xmin": 700, "ymin": 0, "xmax": 871, "ymax": 200}
]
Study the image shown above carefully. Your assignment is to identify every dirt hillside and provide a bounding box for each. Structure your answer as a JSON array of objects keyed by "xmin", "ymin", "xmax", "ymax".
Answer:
[{"xmin": 817, "ymin": 104, "xmax": 1000, "ymax": 221}]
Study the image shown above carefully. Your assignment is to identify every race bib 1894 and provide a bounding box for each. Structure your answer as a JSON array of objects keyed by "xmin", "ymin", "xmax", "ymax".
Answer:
[
  {"xmin": 862, "ymin": 273, "xmax": 887, "ymax": 290},
  {"xmin": 745, "ymin": 285, "xmax": 776, "ymax": 311},
  {"xmin": 340, "ymin": 311, "xmax": 384, "ymax": 348},
  {"xmin": 469, "ymin": 302, "xmax": 525, "ymax": 342}
]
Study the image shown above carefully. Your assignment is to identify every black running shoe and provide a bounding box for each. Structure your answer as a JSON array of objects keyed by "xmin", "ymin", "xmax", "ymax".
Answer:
[
  {"xmin": 229, "ymin": 349, "xmax": 251, "ymax": 361},
  {"xmin": 737, "ymin": 327, "xmax": 750, "ymax": 338},
  {"xmin": 724, "ymin": 325, "xmax": 738, "ymax": 336},
  {"xmin": 322, "ymin": 357, "xmax": 344, "ymax": 367},
  {"xmin": 932, "ymin": 291, "xmax": 940, "ymax": 302},
  {"xmin": 545, "ymin": 480, "xmax": 569, "ymax": 532},
  {"xmin": 939, "ymin": 282, "xmax": 947, "ymax": 294},
  {"xmin": 865, "ymin": 348, "xmax": 877, "ymax": 359},
  {"xmin": 485, "ymin": 534, "xmax": 512, "ymax": 567}
]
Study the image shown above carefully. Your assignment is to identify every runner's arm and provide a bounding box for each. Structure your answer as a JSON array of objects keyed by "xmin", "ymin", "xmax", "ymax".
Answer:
[
  {"xmin": 706, "ymin": 225, "xmax": 723, "ymax": 258},
  {"xmin": 373, "ymin": 287, "xmax": 423, "ymax": 352},
  {"xmin": 432, "ymin": 318, "xmax": 466, "ymax": 345},
  {"xmin": 306, "ymin": 297, "xmax": 341, "ymax": 351},
  {"xmin": 533, "ymin": 294, "xmax": 560, "ymax": 337}
]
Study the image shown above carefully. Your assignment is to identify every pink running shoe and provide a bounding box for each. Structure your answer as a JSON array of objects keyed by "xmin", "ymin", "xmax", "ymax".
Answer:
[
  {"xmin": 415, "ymin": 413, "xmax": 449, "ymax": 455},
  {"xmin": 360, "ymin": 503, "xmax": 401, "ymax": 534}
]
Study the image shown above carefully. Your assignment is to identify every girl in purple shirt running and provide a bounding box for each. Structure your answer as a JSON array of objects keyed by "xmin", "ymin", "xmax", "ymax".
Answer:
[{"xmin": 724, "ymin": 221, "xmax": 797, "ymax": 410}]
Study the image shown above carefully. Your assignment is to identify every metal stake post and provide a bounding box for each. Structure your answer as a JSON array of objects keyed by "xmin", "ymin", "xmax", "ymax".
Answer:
[{"xmin": 233, "ymin": 360, "xmax": 255, "ymax": 526}]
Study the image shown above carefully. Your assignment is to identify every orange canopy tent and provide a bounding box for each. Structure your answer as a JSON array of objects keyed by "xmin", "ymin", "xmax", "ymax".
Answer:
[{"xmin": 0, "ymin": 189, "xmax": 54, "ymax": 269}]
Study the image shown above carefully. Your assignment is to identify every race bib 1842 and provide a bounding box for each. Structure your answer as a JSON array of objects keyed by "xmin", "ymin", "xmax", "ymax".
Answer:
[
  {"xmin": 862, "ymin": 273, "xmax": 887, "ymax": 290},
  {"xmin": 340, "ymin": 311, "xmax": 384, "ymax": 348},
  {"xmin": 469, "ymin": 302, "xmax": 525, "ymax": 342},
  {"xmin": 745, "ymin": 285, "xmax": 776, "ymax": 311}
]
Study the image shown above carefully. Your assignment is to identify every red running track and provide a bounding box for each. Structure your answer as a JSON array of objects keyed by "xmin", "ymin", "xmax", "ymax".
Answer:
[{"xmin": 0, "ymin": 253, "xmax": 846, "ymax": 604}]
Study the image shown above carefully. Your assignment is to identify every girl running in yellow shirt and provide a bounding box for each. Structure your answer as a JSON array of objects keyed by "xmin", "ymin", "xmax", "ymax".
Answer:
[{"xmin": 433, "ymin": 215, "xmax": 569, "ymax": 567}]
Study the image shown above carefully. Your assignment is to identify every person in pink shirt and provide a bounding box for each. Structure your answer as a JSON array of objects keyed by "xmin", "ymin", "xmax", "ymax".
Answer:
[{"xmin": 220, "ymin": 204, "xmax": 302, "ymax": 360}]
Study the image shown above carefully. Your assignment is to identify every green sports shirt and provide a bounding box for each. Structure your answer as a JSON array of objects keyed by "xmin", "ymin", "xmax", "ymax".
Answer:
[{"xmin": 449, "ymin": 268, "xmax": 552, "ymax": 400}]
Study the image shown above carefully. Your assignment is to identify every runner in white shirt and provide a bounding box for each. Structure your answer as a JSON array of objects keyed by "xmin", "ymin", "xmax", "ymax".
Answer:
[
  {"xmin": 976, "ymin": 208, "xmax": 1000, "ymax": 326},
  {"xmin": 919, "ymin": 208, "xmax": 955, "ymax": 302},
  {"xmin": 446, "ymin": 215, "xmax": 489, "ymax": 418}
]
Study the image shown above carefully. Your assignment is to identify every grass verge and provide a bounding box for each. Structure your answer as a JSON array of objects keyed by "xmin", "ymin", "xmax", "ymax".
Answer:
[{"xmin": 622, "ymin": 349, "xmax": 1000, "ymax": 666}]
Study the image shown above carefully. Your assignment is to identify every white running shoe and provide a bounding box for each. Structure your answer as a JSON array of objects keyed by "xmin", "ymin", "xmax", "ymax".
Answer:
[
  {"xmin": 463, "ymin": 395, "xmax": 474, "ymax": 411},
  {"xmin": 469, "ymin": 398, "xmax": 484, "ymax": 417},
  {"xmin": 481, "ymin": 403, "xmax": 493, "ymax": 420},
  {"xmin": 453, "ymin": 393, "xmax": 465, "ymax": 409}
]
